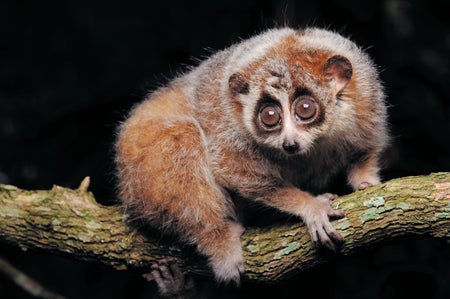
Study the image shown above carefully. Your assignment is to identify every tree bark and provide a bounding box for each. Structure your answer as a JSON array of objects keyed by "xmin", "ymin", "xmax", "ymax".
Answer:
[{"xmin": 0, "ymin": 173, "xmax": 449, "ymax": 283}]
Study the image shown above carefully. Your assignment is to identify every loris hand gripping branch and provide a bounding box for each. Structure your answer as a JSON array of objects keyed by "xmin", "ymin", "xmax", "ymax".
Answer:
[{"xmin": 115, "ymin": 27, "xmax": 389, "ymax": 284}]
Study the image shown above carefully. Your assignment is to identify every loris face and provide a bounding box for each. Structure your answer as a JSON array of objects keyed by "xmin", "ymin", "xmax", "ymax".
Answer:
[
  {"xmin": 229, "ymin": 48, "xmax": 353, "ymax": 156},
  {"xmin": 252, "ymin": 88, "xmax": 325, "ymax": 155}
]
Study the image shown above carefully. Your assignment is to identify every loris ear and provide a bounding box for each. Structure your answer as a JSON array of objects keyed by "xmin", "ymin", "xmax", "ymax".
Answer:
[
  {"xmin": 322, "ymin": 55, "xmax": 353, "ymax": 94},
  {"xmin": 229, "ymin": 72, "xmax": 249, "ymax": 96}
]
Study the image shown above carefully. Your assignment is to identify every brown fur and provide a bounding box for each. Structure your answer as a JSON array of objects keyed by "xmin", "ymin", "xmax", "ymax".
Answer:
[{"xmin": 115, "ymin": 28, "xmax": 389, "ymax": 284}]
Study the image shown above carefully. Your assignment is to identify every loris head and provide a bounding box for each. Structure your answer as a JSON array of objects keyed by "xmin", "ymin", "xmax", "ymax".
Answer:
[{"xmin": 227, "ymin": 32, "xmax": 355, "ymax": 156}]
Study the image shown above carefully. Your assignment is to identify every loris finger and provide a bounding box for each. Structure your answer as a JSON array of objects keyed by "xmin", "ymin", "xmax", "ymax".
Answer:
[{"xmin": 328, "ymin": 208, "xmax": 345, "ymax": 218}]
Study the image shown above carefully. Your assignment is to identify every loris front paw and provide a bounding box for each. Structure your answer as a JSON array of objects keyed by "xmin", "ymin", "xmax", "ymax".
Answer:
[{"xmin": 303, "ymin": 193, "xmax": 345, "ymax": 251}]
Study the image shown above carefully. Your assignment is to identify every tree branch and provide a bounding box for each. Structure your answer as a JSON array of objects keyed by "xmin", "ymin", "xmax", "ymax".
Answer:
[{"xmin": 0, "ymin": 173, "xmax": 449, "ymax": 283}]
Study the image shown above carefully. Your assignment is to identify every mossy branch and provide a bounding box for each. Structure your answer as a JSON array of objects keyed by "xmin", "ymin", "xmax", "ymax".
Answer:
[{"xmin": 0, "ymin": 173, "xmax": 449, "ymax": 283}]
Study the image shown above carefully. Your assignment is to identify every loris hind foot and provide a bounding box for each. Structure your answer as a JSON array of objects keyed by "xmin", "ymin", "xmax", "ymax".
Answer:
[{"xmin": 147, "ymin": 258, "xmax": 195, "ymax": 299}]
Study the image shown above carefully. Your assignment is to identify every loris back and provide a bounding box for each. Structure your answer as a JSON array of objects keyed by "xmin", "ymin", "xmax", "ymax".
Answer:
[{"xmin": 115, "ymin": 27, "xmax": 389, "ymax": 284}]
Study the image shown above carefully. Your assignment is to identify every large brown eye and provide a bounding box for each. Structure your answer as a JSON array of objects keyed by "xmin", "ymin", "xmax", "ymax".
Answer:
[
  {"xmin": 259, "ymin": 105, "xmax": 281, "ymax": 128},
  {"xmin": 294, "ymin": 97, "xmax": 317, "ymax": 121}
]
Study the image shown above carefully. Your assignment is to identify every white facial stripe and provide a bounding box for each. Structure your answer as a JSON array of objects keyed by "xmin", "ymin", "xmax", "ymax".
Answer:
[
  {"xmin": 267, "ymin": 77, "xmax": 280, "ymax": 86},
  {"xmin": 282, "ymin": 116, "xmax": 297, "ymax": 140}
]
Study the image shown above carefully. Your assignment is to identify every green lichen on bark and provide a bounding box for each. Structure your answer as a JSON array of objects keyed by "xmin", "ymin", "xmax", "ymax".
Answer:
[
  {"xmin": 0, "ymin": 173, "xmax": 449, "ymax": 283},
  {"xmin": 273, "ymin": 241, "xmax": 301, "ymax": 260},
  {"xmin": 363, "ymin": 195, "xmax": 385, "ymax": 208}
]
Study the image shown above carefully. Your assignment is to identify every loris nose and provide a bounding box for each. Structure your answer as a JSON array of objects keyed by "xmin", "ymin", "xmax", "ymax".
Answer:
[{"xmin": 282, "ymin": 140, "xmax": 300, "ymax": 154}]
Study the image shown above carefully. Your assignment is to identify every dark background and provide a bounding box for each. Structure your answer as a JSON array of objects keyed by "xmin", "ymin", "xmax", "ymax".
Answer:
[{"xmin": 1, "ymin": 0, "xmax": 449, "ymax": 298}]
